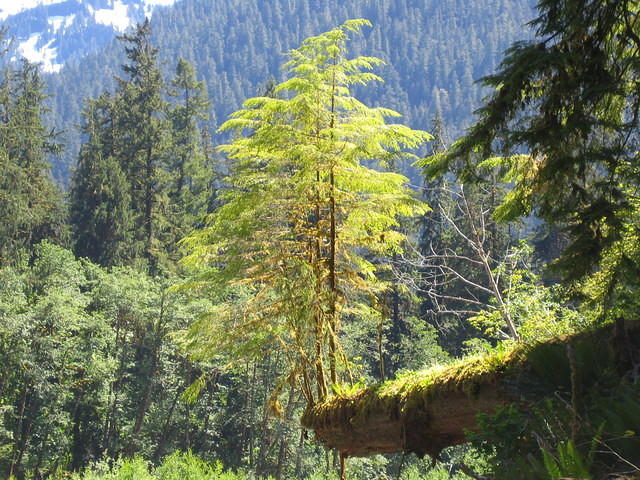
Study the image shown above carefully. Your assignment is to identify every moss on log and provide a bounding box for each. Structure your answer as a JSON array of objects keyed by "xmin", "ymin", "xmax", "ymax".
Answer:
[{"xmin": 301, "ymin": 320, "xmax": 640, "ymax": 458}]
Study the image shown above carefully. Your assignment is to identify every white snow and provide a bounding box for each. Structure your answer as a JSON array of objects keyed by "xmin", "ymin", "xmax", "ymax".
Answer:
[
  {"xmin": 0, "ymin": 0, "xmax": 66, "ymax": 21},
  {"xmin": 17, "ymin": 33, "xmax": 62, "ymax": 72},
  {"xmin": 144, "ymin": 0, "xmax": 176, "ymax": 5},
  {"xmin": 92, "ymin": 0, "xmax": 132, "ymax": 32},
  {"xmin": 0, "ymin": 0, "xmax": 179, "ymax": 22},
  {"xmin": 48, "ymin": 14, "xmax": 76, "ymax": 33},
  {"xmin": 3, "ymin": 0, "xmax": 181, "ymax": 71},
  {"xmin": 91, "ymin": 0, "xmax": 178, "ymax": 32}
]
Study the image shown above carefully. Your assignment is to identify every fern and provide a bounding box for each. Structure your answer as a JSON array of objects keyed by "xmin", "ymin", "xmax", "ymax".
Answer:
[{"xmin": 541, "ymin": 440, "xmax": 591, "ymax": 479}]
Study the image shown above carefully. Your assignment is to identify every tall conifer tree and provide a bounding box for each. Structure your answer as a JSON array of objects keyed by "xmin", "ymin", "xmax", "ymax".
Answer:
[
  {"xmin": 71, "ymin": 22, "xmax": 213, "ymax": 270},
  {"xmin": 116, "ymin": 19, "xmax": 170, "ymax": 272},
  {"xmin": 70, "ymin": 94, "xmax": 133, "ymax": 266},
  {"xmin": 181, "ymin": 20, "xmax": 431, "ymax": 405},
  {"xmin": 166, "ymin": 58, "xmax": 213, "ymax": 257},
  {"xmin": 0, "ymin": 54, "xmax": 66, "ymax": 265}
]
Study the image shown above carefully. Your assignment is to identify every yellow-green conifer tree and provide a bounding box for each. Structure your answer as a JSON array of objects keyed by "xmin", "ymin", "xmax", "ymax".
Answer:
[{"xmin": 180, "ymin": 19, "xmax": 431, "ymax": 405}]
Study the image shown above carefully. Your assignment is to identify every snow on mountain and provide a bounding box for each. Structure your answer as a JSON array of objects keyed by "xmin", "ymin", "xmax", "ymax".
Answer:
[
  {"xmin": 17, "ymin": 33, "xmax": 61, "ymax": 72},
  {"xmin": 89, "ymin": 1, "xmax": 132, "ymax": 31},
  {"xmin": 48, "ymin": 14, "xmax": 76, "ymax": 34},
  {"xmin": 0, "ymin": 0, "xmax": 67, "ymax": 21},
  {"xmin": 1, "ymin": 0, "xmax": 180, "ymax": 72}
]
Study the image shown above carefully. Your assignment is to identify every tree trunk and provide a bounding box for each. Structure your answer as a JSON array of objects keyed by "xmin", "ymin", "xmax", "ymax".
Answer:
[
  {"xmin": 328, "ymin": 167, "xmax": 337, "ymax": 386},
  {"xmin": 126, "ymin": 293, "xmax": 166, "ymax": 455},
  {"xmin": 9, "ymin": 386, "xmax": 29, "ymax": 478},
  {"xmin": 275, "ymin": 387, "xmax": 296, "ymax": 480},
  {"xmin": 153, "ymin": 387, "xmax": 181, "ymax": 462}
]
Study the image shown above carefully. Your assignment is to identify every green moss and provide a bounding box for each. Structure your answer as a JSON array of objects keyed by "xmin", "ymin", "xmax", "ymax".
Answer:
[
  {"xmin": 302, "ymin": 320, "xmax": 639, "ymax": 432},
  {"xmin": 303, "ymin": 343, "xmax": 524, "ymax": 429}
]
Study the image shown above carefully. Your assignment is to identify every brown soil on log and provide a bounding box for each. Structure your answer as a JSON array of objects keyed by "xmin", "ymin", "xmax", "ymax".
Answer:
[{"xmin": 301, "ymin": 321, "xmax": 640, "ymax": 458}]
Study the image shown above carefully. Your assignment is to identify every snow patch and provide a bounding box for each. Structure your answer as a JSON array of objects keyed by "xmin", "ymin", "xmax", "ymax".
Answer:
[
  {"xmin": 143, "ymin": 0, "xmax": 177, "ymax": 19},
  {"xmin": 0, "ymin": 0, "xmax": 66, "ymax": 21},
  {"xmin": 17, "ymin": 33, "xmax": 63, "ymax": 73},
  {"xmin": 3, "ymin": 0, "xmax": 182, "ymax": 72},
  {"xmin": 93, "ymin": 0, "xmax": 132, "ymax": 32},
  {"xmin": 143, "ymin": 0, "xmax": 176, "ymax": 5},
  {"xmin": 48, "ymin": 14, "xmax": 76, "ymax": 33}
]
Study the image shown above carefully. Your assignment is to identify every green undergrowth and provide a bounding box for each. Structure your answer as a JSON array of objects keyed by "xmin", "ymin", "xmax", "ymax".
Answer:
[{"xmin": 43, "ymin": 451, "xmax": 252, "ymax": 480}]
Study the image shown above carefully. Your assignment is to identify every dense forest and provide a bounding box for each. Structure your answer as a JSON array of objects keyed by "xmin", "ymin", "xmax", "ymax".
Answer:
[
  {"xmin": 1, "ymin": 1, "xmax": 640, "ymax": 480},
  {"xmin": 44, "ymin": 0, "xmax": 536, "ymax": 183}
]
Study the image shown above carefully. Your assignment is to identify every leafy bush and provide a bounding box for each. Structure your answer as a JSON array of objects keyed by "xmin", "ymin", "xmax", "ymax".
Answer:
[{"xmin": 52, "ymin": 452, "xmax": 250, "ymax": 480}]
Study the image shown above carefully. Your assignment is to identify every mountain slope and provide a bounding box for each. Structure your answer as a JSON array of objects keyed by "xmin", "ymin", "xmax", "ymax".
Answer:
[
  {"xmin": 43, "ymin": 0, "xmax": 536, "ymax": 183},
  {"xmin": 2, "ymin": 0, "xmax": 179, "ymax": 72}
]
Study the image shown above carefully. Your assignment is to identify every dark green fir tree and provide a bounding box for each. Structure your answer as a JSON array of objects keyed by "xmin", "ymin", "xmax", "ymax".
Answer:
[
  {"xmin": 70, "ymin": 94, "xmax": 134, "ymax": 266},
  {"xmin": 0, "ymin": 55, "xmax": 67, "ymax": 265},
  {"xmin": 166, "ymin": 57, "xmax": 213, "ymax": 257}
]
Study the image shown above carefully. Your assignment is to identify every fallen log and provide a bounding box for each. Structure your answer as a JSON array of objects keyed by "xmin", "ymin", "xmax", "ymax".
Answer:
[{"xmin": 301, "ymin": 320, "xmax": 640, "ymax": 458}]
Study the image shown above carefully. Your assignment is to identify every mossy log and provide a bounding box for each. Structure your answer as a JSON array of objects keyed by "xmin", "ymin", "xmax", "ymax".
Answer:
[{"xmin": 301, "ymin": 320, "xmax": 640, "ymax": 458}]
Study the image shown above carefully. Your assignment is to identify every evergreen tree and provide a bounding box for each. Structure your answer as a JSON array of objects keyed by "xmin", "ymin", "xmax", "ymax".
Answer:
[
  {"xmin": 414, "ymin": 111, "xmax": 454, "ymax": 343},
  {"xmin": 116, "ymin": 19, "xmax": 171, "ymax": 272},
  {"xmin": 424, "ymin": 0, "xmax": 640, "ymax": 288},
  {"xmin": 71, "ymin": 22, "xmax": 214, "ymax": 271},
  {"xmin": 0, "ymin": 54, "xmax": 67, "ymax": 265},
  {"xmin": 70, "ymin": 94, "xmax": 134, "ymax": 266},
  {"xmin": 419, "ymin": 110, "xmax": 449, "ymax": 255},
  {"xmin": 166, "ymin": 57, "xmax": 213, "ymax": 257},
  {"xmin": 180, "ymin": 19, "xmax": 431, "ymax": 405}
]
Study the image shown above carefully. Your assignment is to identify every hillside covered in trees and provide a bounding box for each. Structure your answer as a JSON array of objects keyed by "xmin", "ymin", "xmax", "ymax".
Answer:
[
  {"xmin": 43, "ymin": 0, "xmax": 535, "ymax": 183},
  {"xmin": 1, "ymin": 1, "xmax": 640, "ymax": 480}
]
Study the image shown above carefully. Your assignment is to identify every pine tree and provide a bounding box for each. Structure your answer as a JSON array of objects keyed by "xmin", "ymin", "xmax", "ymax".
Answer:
[
  {"xmin": 71, "ymin": 24, "xmax": 215, "ymax": 271},
  {"xmin": 166, "ymin": 57, "xmax": 213, "ymax": 257},
  {"xmin": 180, "ymin": 19, "xmax": 431, "ymax": 405},
  {"xmin": 0, "ymin": 56, "xmax": 67, "ymax": 265},
  {"xmin": 423, "ymin": 0, "xmax": 640, "ymax": 285},
  {"xmin": 116, "ymin": 19, "xmax": 170, "ymax": 272},
  {"xmin": 419, "ymin": 109, "xmax": 449, "ymax": 254},
  {"xmin": 414, "ymin": 110, "xmax": 452, "ymax": 341},
  {"xmin": 70, "ymin": 94, "xmax": 134, "ymax": 266}
]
